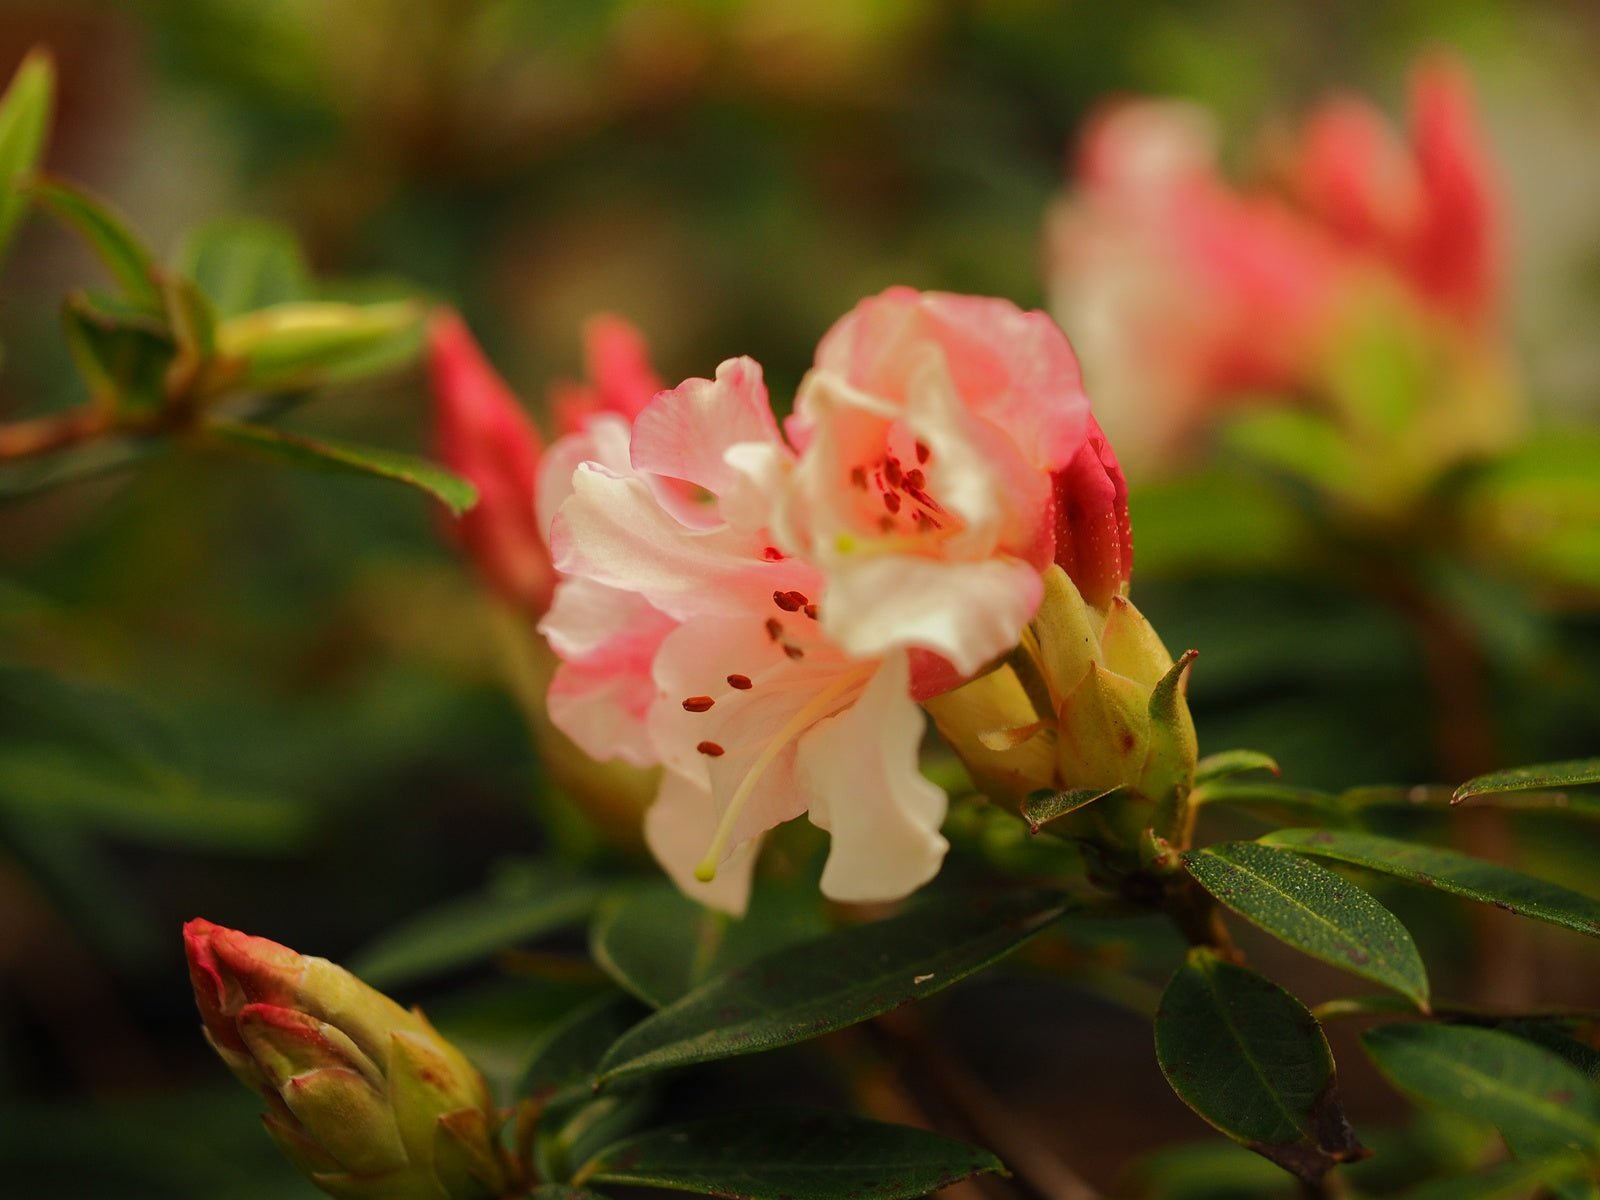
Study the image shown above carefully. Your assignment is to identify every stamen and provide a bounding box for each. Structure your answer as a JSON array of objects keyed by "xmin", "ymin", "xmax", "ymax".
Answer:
[
  {"xmin": 784, "ymin": 643, "xmax": 805, "ymax": 660},
  {"xmin": 884, "ymin": 457, "xmax": 903, "ymax": 488},
  {"xmin": 765, "ymin": 618, "xmax": 783, "ymax": 640},
  {"xmin": 883, "ymin": 491, "xmax": 901, "ymax": 514},
  {"xmin": 697, "ymin": 741, "xmax": 725, "ymax": 757},
  {"xmin": 762, "ymin": 546, "xmax": 785, "ymax": 562},
  {"xmin": 803, "ymin": 604, "xmax": 818, "ymax": 620},
  {"xmin": 904, "ymin": 468, "xmax": 925, "ymax": 491},
  {"xmin": 773, "ymin": 590, "xmax": 808, "ymax": 612},
  {"xmin": 915, "ymin": 440, "xmax": 930, "ymax": 464},
  {"xmin": 726, "ymin": 674, "xmax": 753, "ymax": 690},
  {"xmin": 682, "ymin": 695, "xmax": 715, "ymax": 712},
  {"xmin": 693, "ymin": 665, "xmax": 874, "ymax": 882},
  {"xmin": 849, "ymin": 466, "xmax": 868, "ymax": 490}
]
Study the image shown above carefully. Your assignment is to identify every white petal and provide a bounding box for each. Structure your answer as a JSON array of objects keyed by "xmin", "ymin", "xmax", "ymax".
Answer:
[
  {"xmin": 803, "ymin": 650, "xmax": 949, "ymax": 903},
  {"xmin": 821, "ymin": 554, "xmax": 1043, "ymax": 677},
  {"xmin": 644, "ymin": 769, "xmax": 760, "ymax": 916}
]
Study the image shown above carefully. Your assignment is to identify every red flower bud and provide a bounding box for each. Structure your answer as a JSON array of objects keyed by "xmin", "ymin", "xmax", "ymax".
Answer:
[{"xmin": 1050, "ymin": 416, "xmax": 1133, "ymax": 610}]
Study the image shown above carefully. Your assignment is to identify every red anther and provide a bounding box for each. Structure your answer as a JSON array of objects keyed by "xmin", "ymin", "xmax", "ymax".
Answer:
[
  {"xmin": 915, "ymin": 441, "xmax": 930, "ymax": 464},
  {"xmin": 884, "ymin": 457, "xmax": 903, "ymax": 488},
  {"xmin": 878, "ymin": 515, "xmax": 896, "ymax": 532},
  {"xmin": 765, "ymin": 618, "xmax": 783, "ymax": 640},
  {"xmin": 726, "ymin": 673, "xmax": 753, "ymax": 689},
  {"xmin": 904, "ymin": 468, "xmax": 925, "ymax": 491},
  {"xmin": 696, "ymin": 740, "xmax": 725, "ymax": 757},
  {"xmin": 762, "ymin": 546, "xmax": 785, "ymax": 562},
  {"xmin": 803, "ymin": 604, "xmax": 818, "ymax": 620},
  {"xmin": 783, "ymin": 643, "xmax": 806, "ymax": 660},
  {"xmin": 849, "ymin": 466, "xmax": 868, "ymax": 489},
  {"xmin": 773, "ymin": 590, "xmax": 808, "ymax": 611},
  {"xmin": 883, "ymin": 491, "xmax": 902, "ymax": 514},
  {"xmin": 682, "ymin": 695, "xmax": 715, "ymax": 712}
]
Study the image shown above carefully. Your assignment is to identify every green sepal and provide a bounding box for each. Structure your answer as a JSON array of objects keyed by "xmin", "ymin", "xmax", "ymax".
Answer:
[
  {"xmin": 1056, "ymin": 661, "xmax": 1149, "ymax": 793},
  {"xmin": 279, "ymin": 1066, "xmax": 407, "ymax": 1174},
  {"xmin": 0, "ymin": 47, "xmax": 54, "ymax": 265},
  {"xmin": 432, "ymin": 1108, "xmax": 508, "ymax": 1199},
  {"xmin": 1142, "ymin": 649, "xmax": 1199, "ymax": 833}
]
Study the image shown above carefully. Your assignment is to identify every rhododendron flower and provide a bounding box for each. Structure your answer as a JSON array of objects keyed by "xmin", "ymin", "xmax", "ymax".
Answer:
[
  {"xmin": 541, "ymin": 288, "xmax": 1128, "ymax": 913},
  {"xmin": 1047, "ymin": 54, "xmax": 1504, "ymax": 472}
]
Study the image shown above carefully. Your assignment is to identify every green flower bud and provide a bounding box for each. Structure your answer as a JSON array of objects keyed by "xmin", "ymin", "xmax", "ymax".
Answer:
[{"xmin": 184, "ymin": 919, "xmax": 509, "ymax": 1200}]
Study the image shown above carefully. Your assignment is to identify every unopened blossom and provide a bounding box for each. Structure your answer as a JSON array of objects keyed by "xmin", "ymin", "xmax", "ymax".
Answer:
[
  {"xmin": 184, "ymin": 919, "xmax": 507, "ymax": 1200},
  {"xmin": 1047, "ymin": 54, "xmax": 1506, "ymax": 473},
  {"xmin": 543, "ymin": 289, "xmax": 1122, "ymax": 912}
]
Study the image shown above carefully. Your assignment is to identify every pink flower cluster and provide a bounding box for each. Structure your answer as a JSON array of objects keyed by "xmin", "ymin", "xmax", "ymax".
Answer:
[
  {"xmin": 430, "ymin": 289, "xmax": 1130, "ymax": 912},
  {"xmin": 1048, "ymin": 55, "xmax": 1502, "ymax": 470}
]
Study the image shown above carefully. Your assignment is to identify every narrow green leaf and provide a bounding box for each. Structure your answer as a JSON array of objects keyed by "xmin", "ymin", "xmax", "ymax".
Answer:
[
  {"xmin": 579, "ymin": 1110, "xmax": 1005, "ymax": 1200},
  {"xmin": 530, "ymin": 1188, "xmax": 609, "ymax": 1200},
  {"xmin": 1497, "ymin": 1021, "xmax": 1600, "ymax": 1082},
  {"xmin": 1195, "ymin": 749, "xmax": 1282, "ymax": 785},
  {"xmin": 520, "ymin": 991, "xmax": 648, "ymax": 1110},
  {"xmin": 214, "ymin": 299, "xmax": 422, "ymax": 391},
  {"xmin": 1185, "ymin": 842, "xmax": 1429, "ymax": 1009},
  {"xmin": 348, "ymin": 862, "xmax": 605, "ymax": 988},
  {"xmin": 31, "ymin": 176, "xmax": 159, "ymax": 306},
  {"xmin": 594, "ymin": 889, "xmax": 1070, "ymax": 1086},
  {"xmin": 0, "ymin": 48, "xmax": 54, "ymax": 263},
  {"xmin": 1263, "ymin": 829, "xmax": 1600, "ymax": 939},
  {"xmin": 1400, "ymin": 1154, "xmax": 1594, "ymax": 1200},
  {"xmin": 1363, "ymin": 1024, "xmax": 1600, "ymax": 1159},
  {"xmin": 205, "ymin": 419, "xmax": 477, "ymax": 514},
  {"xmin": 589, "ymin": 878, "xmax": 829, "ymax": 1010},
  {"xmin": 172, "ymin": 218, "xmax": 312, "ymax": 319},
  {"xmin": 1454, "ymin": 759, "xmax": 1600, "ymax": 804},
  {"xmin": 1155, "ymin": 948, "xmax": 1367, "ymax": 1183},
  {"xmin": 1190, "ymin": 781, "xmax": 1346, "ymax": 824},
  {"xmin": 1021, "ymin": 786, "xmax": 1113, "ymax": 833}
]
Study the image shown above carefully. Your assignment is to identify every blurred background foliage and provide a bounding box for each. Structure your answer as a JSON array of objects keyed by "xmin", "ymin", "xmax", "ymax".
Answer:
[{"xmin": 1, "ymin": 1, "xmax": 1598, "ymax": 1195}]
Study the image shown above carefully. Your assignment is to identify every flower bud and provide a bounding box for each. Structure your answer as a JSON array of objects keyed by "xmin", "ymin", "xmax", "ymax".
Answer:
[
  {"xmin": 925, "ymin": 566, "xmax": 1197, "ymax": 846},
  {"xmin": 429, "ymin": 309, "xmax": 554, "ymax": 616},
  {"xmin": 184, "ymin": 919, "xmax": 508, "ymax": 1200}
]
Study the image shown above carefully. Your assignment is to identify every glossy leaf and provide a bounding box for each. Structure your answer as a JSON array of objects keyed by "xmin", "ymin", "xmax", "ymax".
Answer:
[
  {"xmin": 173, "ymin": 218, "xmax": 312, "ymax": 319},
  {"xmin": 205, "ymin": 419, "xmax": 477, "ymax": 514},
  {"xmin": 1363, "ymin": 1024, "xmax": 1600, "ymax": 1159},
  {"xmin": 1263, "ymin": 829, "xmax": 1600, "ymax": 939},
  {"xmin": 589, "ymin": 879, "xmax": 829, "ymax": 1010},
  {"xmin": 1195, "ymin": 749, "xmax": 1281, "ymax": 786},
  {"xmin": 1021, "ymin": 786, "xmax": 1113, "ymax": 833},
  {"xmin": 0, "ymin": 48, "xmax": 53, "ymax": 263},
  {"xmin": 31, "ymin": 176, "xmax": 160, "ymax": 306},
  {"xmin": 1185, "ymin": 841, "xmax": 1429, "ymax": 1009},
  {"xmin": 520, "ymin": 990, "xmax": 648, "ymax": 1111},
  {"xmin": 578, "ymin": 1110, "xmax": 1005, "ymax": 1200},
  {"xmin": 1454, "ymin": 759, "xmax": 1600, "ymax": 804},
  {"xmin": 1155, "ymin": 948, "xmax": 1366, "ymax": 1183},
  {"xmin": 594, "ymin": 889, "xmax": 1070, "ymax": 1086},
  {"xmin": 349, "ymin": 862, "xmax": 605, "ymax": 988}
]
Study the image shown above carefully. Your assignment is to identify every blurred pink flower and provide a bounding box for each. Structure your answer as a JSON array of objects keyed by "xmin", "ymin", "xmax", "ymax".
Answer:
[
  {"xmin": 541, "ymin": 288, "xmax": 1128, "ymax": 911},
  {"xmin": 1048, "ymin": 55, "xmax": 1504, "ymax": 471}
]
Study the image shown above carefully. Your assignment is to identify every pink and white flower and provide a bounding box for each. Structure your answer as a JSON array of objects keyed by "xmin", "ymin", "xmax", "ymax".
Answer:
[{"xmin": 541, "ymin": 289, "xmax": 1126, "ymax": 913}]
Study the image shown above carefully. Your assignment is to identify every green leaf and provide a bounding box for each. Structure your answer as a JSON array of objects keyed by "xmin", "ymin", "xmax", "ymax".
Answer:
[
  {"xmin": 1454, "ymin": 759, "xmax": 1600, "ymax": 804},
  {"xmin": 0, "ymin": 48, "xmax": 53, "ymax": 263},
  {"xmin": 521, "ymin": 991, "xmax": 648, "ymax": 1110},
  {"xmin": 1190, "ymin": 781, "xmax": 1348, "ymax": 825},
  {"xmin": 1185, "ymin": 842, "xmax": 1429, "ymax": 1009},
  {"xmin": 172, "ymin": 218, "xmax": 312, "ymax": 319},
  {"xmin": 31, "ymin": 176, "xmax": 160, "ymax": 306},
  {"xmin": 578, "ymin": 1110, "xmax": 1005, "ymax": 1200},
  {"xmin": 529, "ymin": 1188, "xmax": 609, "ymax": 1200},
  {"xmin": 348, "ymin": 861, "xmax": 605, "ymax": 988},
  {"xmin": 594, "ymin": 889, "xmax": 1070, "ymax": 1086},
  {"xmin": 1195, "ymin": 750, "xmax": 1281, "ymax": 786},
  {"xmin": 1263, "ymin": 829, "xmax": 1600, "ymax": 939},
  {"xmin": 1020, "ymin": 786, "xmax": 1114, "ymax": 833},
  {"xmin": 1400, "ymin": 1154, "xmax": 1594, "ymax": 1200},
  {"xmin": 1363, "ymin": 1024, "xmax": 1600, "ymax": 1159},
  {"xmin": 589, "ymin": 878, "xmax": 830, "ymax": 1010},
  {"xmin": 1154, "ymin": 948, "xmax": 1366, "ymax": 1183},
  {"xmin": 205, "ymin": 418, "xmax": 477, "ymax": 514},
  {"xmin": 214, "ymin": 299, "xmax": 422, "ymax": 391},
  {"xmin": 62, "ymin": 289, "xmax": 175, "ymax": 416}
]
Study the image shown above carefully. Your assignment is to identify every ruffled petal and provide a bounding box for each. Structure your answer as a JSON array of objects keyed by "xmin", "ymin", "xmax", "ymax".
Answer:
[
  {"xmin": 802, "ymin": 650, "xmax": 949, "ymax": 903},
  {"xmin": 535, "ymin": 414, "xmax": 633, "ymax": 548}
]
